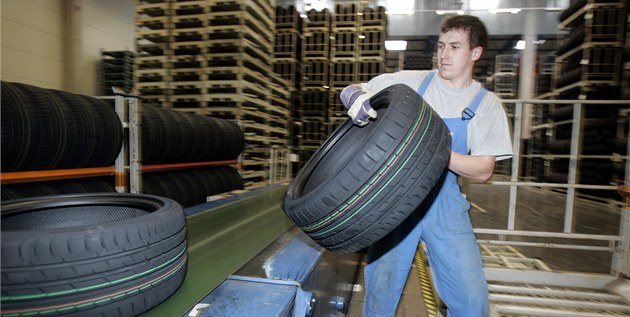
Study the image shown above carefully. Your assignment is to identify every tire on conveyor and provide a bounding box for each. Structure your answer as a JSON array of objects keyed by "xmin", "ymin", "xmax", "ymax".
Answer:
[
  {"xmin": 0, "ymin": 193, "xmax": 187, "ymax": 317},
  {"xmin": 283, "ymin": 84, "xmax": 451, "ymax": 253}
]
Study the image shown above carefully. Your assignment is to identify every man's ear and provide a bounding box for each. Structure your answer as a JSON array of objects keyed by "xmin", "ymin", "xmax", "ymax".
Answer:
[{"xmin": 472, "ymin": 47, "xmax": 483, "ymax": 61}]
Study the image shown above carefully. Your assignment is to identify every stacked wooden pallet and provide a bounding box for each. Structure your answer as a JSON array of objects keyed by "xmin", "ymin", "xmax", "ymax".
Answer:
[
  {"xmin": 540, "ymin": 0, "xmax": 628, "ymax": 199},
  {"xmin": 328, "ymin": 3, "xmax": 386, "ymax": 131},
  {"xmin": 135, "ymin": 0, "xmax": 281, "ymax": 188},
  {"xmin": 555, "ymin": 0, "xmax": 626, "ymax": 95},
  {"xmin": 300, "ymin": 8, "xmax": 332, "ymax": 151},
  {"xmin": 273, "ymin": 5, "xmax": 301, "ymax": 153},
  {"xmin": 295, "ymin": 3, "xmax": 387, "ymax": 145},
  {"xmin": 101, "ymin": 51, "xmax": 134, "ymax": 95}
]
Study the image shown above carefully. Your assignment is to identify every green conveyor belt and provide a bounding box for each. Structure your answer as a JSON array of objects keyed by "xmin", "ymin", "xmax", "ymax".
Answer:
[{"xmin": 141, "ymin": 185, "xmax": 294, "ymax": 317}]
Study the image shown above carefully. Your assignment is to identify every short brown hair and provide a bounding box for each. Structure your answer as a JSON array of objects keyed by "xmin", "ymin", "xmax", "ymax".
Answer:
[{"xmin": 440, "ymin": 15, "xmax": 488, "ymax": 49}]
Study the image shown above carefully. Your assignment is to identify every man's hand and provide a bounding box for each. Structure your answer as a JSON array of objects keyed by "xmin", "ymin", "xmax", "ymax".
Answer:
[{"xmin": 340, "ymin": 85, "xmax": 377, "ymax": 126}]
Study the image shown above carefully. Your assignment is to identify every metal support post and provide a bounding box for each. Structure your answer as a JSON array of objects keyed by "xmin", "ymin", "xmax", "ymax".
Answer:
[
  {"xmin": 507, "ymin": 102, "xmax": 523, "ymax": 230},
  {"xmin": 269, "ymin": 146, "xmax": 277, "ymax": 185},
  {"xmin": 612, "ymin": 116, "xmax": 630, "ymax": 277},
  {"xmin": 518, "ymin": 8, "xmax": 537, "ymax": 140},
  {"xmin": 564, "ymin": 103, "xmax": 583, "ymax": 233},
  {"xmin": 129, "ymin": 94, "xmax": 142, "ymax": 193},
  {"xmin": 113, "ymin": 88, "xmax": 128, "ymax": 193}
]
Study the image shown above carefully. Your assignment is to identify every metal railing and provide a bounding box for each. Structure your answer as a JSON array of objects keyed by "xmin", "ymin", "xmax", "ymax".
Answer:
[{"xmin": 475, "ymin": 98, "xmax": 630, "ymax": 277}]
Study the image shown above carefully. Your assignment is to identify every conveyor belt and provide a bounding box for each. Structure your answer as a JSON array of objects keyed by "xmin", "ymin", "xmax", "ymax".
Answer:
[{"xmin": 140, "ymin": 185, "xmax": 294, "ymax": 317}]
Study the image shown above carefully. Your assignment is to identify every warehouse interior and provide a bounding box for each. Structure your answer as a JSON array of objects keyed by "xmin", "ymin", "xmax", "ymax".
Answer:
[{"xmin": 1, "ymin": 0, "xmax": 629, "ymax": 316}]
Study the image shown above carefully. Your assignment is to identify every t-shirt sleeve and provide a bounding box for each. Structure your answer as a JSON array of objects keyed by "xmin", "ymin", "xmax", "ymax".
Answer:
[
  {"xmin": 468, "ymin": 94, "xmax": 514, "ymax": 161},
  {"xmin": 362, "ymin": 71, "xmax": 426, "ymax": 94}
]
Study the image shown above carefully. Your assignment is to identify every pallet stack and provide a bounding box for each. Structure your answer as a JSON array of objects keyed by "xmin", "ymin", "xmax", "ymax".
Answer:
[
  {"xmin": 299, "ymin": 8, "xmax": 332, "ymax": 155},
  {"xmin": 545, "ymin": 0, "xmax": 627, "ymax": 199},
  {"xmin": 328, "ymin": 4, "xmax": 386, "ymax": 132},
  {"xmin": 273, "ymin": 5, "xmax": 302, "ymax": 150},
  {"xmin": 135, "ymin": 0, "xmax": 172, "ymax": 107},
  {"xmin": 101, "ymin": 51, "xmax": 134, "ymax": 95},
  {"xmin": 135, "ymin": 0, "xmax": 280, "ymax": 188},
  {"xmin": 492, "ymin": 54, "xmax": 518, "ymax": 98},
  {"xmin": 278, "ymin": 2, "xmax": 387, "ymax": 163}
]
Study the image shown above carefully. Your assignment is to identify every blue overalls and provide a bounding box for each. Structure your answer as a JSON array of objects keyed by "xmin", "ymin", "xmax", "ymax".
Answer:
[{"xmin": 363, "ymin": 71, "xmax": 489, "ymax": 317}]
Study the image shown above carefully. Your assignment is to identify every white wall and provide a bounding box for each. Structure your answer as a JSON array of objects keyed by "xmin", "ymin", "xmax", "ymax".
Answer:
[{"xmin": 1, "ymin": 0, "xmax": 134, "ymax": 95}]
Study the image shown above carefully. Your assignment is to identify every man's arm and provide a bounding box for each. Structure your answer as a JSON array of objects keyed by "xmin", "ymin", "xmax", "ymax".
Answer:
[{"xmin": 449, "ymin": 151, "xmax": 495, "ymax": 183}]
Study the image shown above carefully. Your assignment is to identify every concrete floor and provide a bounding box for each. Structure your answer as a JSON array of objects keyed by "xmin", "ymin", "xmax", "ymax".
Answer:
[{"xmin": 343, "ymin": 177, "xmax": 623, "ymax": 316}]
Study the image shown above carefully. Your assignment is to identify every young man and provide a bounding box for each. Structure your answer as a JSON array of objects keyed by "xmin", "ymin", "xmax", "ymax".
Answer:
[{"xmin": 340, "ymin": 15, "xmax": 513, "ymax": 316}]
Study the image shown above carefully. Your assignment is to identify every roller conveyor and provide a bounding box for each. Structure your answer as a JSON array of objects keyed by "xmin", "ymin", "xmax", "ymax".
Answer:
[{"xmin": 141, "ymin": 185, "xmax": 363, "ymax": 317}]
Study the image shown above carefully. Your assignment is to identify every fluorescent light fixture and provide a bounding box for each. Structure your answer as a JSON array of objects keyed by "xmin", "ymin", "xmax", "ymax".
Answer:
[
  {"xmin": 385, "ymin": 40, "xmax": 407, "ymax": 51},
  {"xmin": 358, "ymin": 34, "xmax": 366, "ymax": 39},
  {"xmin": 385, "ymin": 0, "xmax": 414, "ymax": 15},
  {"xmin": 489, "ymin": 8, "xmax": 522, "ymax": 14},
  {"xmin": 515, "ymin": 40, "xmax": 526, "ymax": 50},
  {"xmin": 385, "ymin": 10, "xmax": 414, "ymax": 15},
  {"xmin": 436, "ymin": 10, "xmax": 465, "ymax": 15},
  {"xmin": 544, "ymin": 7, "xmax": 564, "ymax": 11}
]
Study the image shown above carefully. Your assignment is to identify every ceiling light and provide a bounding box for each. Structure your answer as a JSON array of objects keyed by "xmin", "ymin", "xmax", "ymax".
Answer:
[
  {"xmin": 385, "ymin": 10, "xmax": 414, "ymax": 15},
  {"xmin": 489, "ymin": 8, "xmax": 522, "ymax": 14},
  {"xmin": 515, "ymin": 40, "xmax": 526, "ymax": 50},
  {"xmin": 385, "ymin": 40, "xmax": 407, "ymax": 51},
  {"xmin": 436, "ymin": 10, "xmax": 465, "ymax": 15}
]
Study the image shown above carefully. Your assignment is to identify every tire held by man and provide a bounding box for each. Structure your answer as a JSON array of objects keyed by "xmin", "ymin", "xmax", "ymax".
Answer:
[{"xmin": 283, "ymin": 84, "xmax": 451, "ymax": 253}]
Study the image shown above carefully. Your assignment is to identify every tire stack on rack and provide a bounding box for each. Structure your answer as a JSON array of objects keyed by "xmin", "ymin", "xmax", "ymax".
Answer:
[
  {"xmin": 140, "ymin": 105, "xmax": 244, "ymax": 207},
  {"xmin": 1, "ymin": 81, "xmax": 123, "ymax": 199},
  {"xmin": 547, "ymin": 0, "xmax": 628, "ymax": 199},
  {"xmin": 134, "ymin": 0, "xmax": 281, "ymax": 189},
  {"xmin": 1, "ymin": 82, "xmax": 243, "ymax": 207},
  {"xmin": 1, "ymin": 81, "xmax": 245, "ymax": 208}
]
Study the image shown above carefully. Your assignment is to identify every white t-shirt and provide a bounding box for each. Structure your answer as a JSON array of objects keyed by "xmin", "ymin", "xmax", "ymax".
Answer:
[{"xmin": 360, "ymin": 70, "xmax": 513, "ymax": 161}]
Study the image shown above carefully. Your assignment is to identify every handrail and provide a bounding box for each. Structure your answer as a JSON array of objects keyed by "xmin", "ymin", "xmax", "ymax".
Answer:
[{"xmin": 473, "ymin": 98, "xmax": 630, "ymax": 277}]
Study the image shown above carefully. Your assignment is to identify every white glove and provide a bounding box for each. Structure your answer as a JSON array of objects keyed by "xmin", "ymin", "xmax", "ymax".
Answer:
[{"xmin": 340, "ymin": 85, "xmax": 377, "ymax": 126}]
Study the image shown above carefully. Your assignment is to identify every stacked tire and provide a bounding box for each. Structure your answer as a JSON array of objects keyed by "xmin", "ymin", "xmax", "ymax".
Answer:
[
  {"xmin": 1, "ymin": 193, "xmax": 187, "ymax": 316},
  {"xmin": 1, "ymin": 82, "xmax": 123, "ymax": 172},
  {"xmin": 1, "ymin": 81, "xmax": 245, "ymax": 207}
]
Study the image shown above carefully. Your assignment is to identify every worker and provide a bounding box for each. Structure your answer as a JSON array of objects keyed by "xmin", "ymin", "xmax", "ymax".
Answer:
[{"xmin": 340, "ymin": 15, "xmax": 513, "ymax": 316}]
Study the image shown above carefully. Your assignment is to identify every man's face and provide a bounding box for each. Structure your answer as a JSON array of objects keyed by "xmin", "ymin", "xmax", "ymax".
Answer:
[{"xmin": 437, "ymin": 29, "xmax": 482, "ymax": 83}]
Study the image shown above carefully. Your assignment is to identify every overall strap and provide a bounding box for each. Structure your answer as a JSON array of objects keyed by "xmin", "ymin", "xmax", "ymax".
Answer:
[
  {"xmin": 461, "ymin": 88, "xmax": 488, "ymax": 121},
  {"xmin": 416, "ymin": 71, "xmax": 436, "ymax": 96}
]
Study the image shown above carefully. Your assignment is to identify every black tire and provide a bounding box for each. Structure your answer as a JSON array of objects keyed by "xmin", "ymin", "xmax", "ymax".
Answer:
[
  {"xmin": 283, "ymin": 84, "xmax": 451, "ymax": 253},
  {"xmin": 1, "ymin": 193, "xmax": 187, "ymax": 317},
  {"xmin": 0, "ymin": 81, "xmax": 123, "ymax": 172}
]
